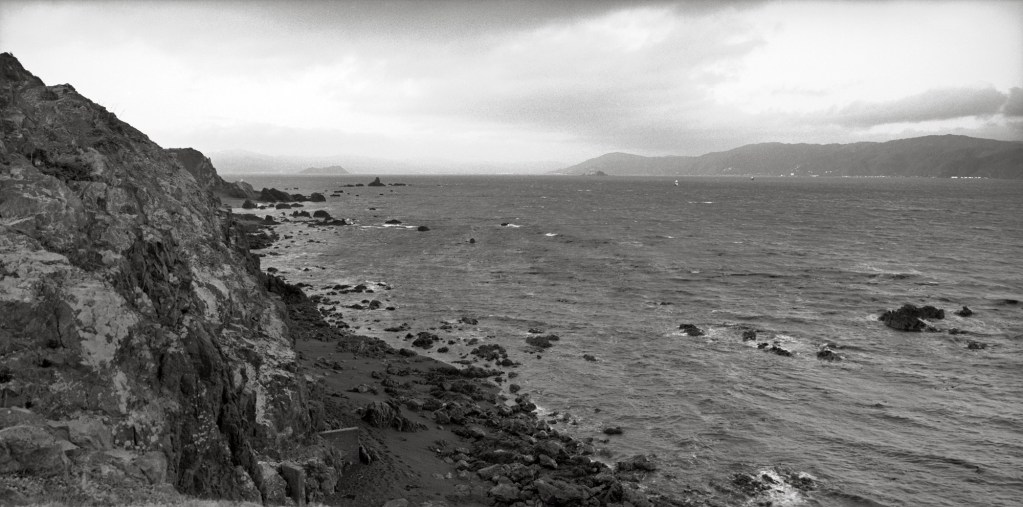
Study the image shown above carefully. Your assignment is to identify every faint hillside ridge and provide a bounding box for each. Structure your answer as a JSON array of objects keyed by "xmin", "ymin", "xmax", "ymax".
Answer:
[
  {"xmin": 552, "ymin": 151, "xmax": 694, "ymax": 176},
  {"xmin": 557, "ymin": 135, "xmax": 1023, "ymax": 179},
  {"xmin": 300, "ymin": 164, "xmax": 349, "ymax": 175}
]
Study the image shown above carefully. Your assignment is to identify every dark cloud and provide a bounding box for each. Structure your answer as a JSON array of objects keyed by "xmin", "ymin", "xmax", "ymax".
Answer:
[
  {"xmin": 828, "ymin": 87, "xmax": 1009, "ymax": 127},
  {"xmin": 254, "ymin": 0, "xmax": 765, "ymax": 37}
]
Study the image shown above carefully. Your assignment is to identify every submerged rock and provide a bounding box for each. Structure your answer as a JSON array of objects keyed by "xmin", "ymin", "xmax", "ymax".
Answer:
[
  {"xmin": 678, "ymin": 323, "xmax": 705, "ymax": 336},
  {"xmin": 525, "ymin": 334, "xmax": 560, "ymax": 349},
  {"xmin": 817, "ymin": 347, "xmax": 841, "ymax": 361}
]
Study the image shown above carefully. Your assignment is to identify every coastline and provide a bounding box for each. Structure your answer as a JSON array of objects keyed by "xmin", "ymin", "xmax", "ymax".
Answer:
[{"xmin": 248, "ymin": 203, "xmax": 698, "ymax": 506}]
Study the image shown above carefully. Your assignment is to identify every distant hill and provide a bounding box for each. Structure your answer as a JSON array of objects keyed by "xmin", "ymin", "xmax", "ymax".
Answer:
[
  {"xmin": 555, "ymin": 135, "xmax": 1023, "ymax": 179},
  {"xmin": 300, "ymin": 165, "xmax": 349, "ymax": 175}
]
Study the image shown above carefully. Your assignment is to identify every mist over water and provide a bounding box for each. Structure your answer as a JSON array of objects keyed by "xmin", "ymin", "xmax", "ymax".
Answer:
[{"xmin": 241, "ymin": 175, "xmax": 1023, "ymax": 506}]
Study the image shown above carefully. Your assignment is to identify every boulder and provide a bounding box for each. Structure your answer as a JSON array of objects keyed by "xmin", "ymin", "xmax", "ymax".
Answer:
[
  {"xmin": 361, "ymin": 401, "xmax": 426, "ymax": 432},
  {"xmin": 47, "ymin": 415, "xmax": 113, "ymax": 450},
  {"xmin": 817, "ymin": 348, "xmax": 841, "ymax": 361},
  {"xmin": 955, "ymin": 306, "xmax": 974, "ymax": 317},
  {"xmin": 534, "ymin": 439, "xmax": 565, "ymax": 458},
  {"xmin": 616, "ymin": 454, "xmax": 658, "ymax": 472},
  {"xmin": 241, "ymin": 199, "xmax": 257, "ymax": 209},
  {"xmin": 679, "ymin": 323, "xmax": 705, "ymax": 336},
  {"xmin": 0, "ymin": 425, "xmax": 68, "ymax": 476},
  {"xmin": 259, "ymin": 187, "xmax": 294, "ymax": 202},
  {"xmin": 412, "ymin": 332, "xmax": 438, "ymax": 348},
  {"xmin": 308, "ymin": 192, "xmax": 326, "ymax": 202},
  {"xmin": 312, "ymin": 210, "xmax": 331, "ymax": 219},
  {"xmin": 766, "ymin": 344, "xmax": 793, "ymax": 357},
  {"xmin": 489, "ymin": 483, "xmax": 521, "ymax": 502},
  {"xmin": 534, "ymin": 479, "xmax": 588, "ymax": 505},
  {"xmin": 525, "ymin": 334, "xmax": 560, "ymax": 349}
]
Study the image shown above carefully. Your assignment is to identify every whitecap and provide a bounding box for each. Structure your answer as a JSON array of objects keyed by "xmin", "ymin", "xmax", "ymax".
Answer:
[
  {"xmin": 748, "ymin": 468, "xmax": 815, "ymax": 506},
  {"xmin": 545, "ymin": 233, "xmax": 558, "ymax": 237}
]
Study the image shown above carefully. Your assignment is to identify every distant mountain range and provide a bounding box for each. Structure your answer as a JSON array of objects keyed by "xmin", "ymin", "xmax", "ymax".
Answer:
[{"xmin": 554, "ymin": 135, "xmax": 1023, "ymax": 179}]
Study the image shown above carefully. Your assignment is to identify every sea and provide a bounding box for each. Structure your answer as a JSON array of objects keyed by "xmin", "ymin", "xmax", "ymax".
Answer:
[{"xmin": 233, "ymin": 175, "xmax": 1023, "ymax": 507}]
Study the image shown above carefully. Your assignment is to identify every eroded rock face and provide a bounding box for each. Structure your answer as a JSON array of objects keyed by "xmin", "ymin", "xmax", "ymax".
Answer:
[
  {"xmin": 0, "ymin": 52, "xmax": 310, "ymax": 499},
  {"xmin": 167, "ymin": 147, "xmax": 255, "ymax": 199}
]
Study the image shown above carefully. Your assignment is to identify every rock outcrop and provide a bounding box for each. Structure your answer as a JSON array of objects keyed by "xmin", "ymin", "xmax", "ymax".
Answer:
[
  {"xmin": 0, "ymin": 53, "xmax": 314, "ymax": 500},
  {"xmin": 167, "ymin": 147, "xmax": 255, "ymax": 199},
  {"xmin": 880, "ymin": 304, "xmax": 944, "ymax": 332}
]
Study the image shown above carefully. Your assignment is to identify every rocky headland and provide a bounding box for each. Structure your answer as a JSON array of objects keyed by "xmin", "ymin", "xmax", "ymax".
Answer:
[
  {"xmin": 0, "ymin": 51, "xmax": 326, "ymax": 503},
  {"xmin": 0, "ymin": 53, "xmax": 711, "ymax": 506}
]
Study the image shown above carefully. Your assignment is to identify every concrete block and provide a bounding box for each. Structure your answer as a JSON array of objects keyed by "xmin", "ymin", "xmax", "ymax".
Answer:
[
  {"xmin": 319, "ymin": 427, "xmax": 360, "ymax": 464},
  {"xmin": 280, "ymin": 461, "xmax": 306, "ymax": 506}
]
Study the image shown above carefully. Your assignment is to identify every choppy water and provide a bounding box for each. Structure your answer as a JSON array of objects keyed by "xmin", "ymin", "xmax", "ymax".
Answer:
[{"xmin": 237, "ymin": 175, "xmax": 1023, "ymax": 506}]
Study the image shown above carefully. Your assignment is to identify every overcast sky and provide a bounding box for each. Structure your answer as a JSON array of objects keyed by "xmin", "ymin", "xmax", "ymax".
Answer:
[{"xmin": 2, "ymin": 0, "xmax": 1021, "ymax": 166}]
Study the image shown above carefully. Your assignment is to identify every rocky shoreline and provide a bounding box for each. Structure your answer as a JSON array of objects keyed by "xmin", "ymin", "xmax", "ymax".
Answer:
[{"xmin": 247, "ymin": 212, "xmax": 707, "ymax": 506}]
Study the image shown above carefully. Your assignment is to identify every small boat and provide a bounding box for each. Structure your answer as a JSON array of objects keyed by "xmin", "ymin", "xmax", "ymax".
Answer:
[{"xmin": 674, "ymin": 179, "xmax": 679, "ymax": 186}]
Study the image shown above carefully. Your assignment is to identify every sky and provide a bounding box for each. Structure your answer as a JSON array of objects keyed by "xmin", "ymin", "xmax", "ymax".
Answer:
[{"xmin": 2, "ymin": 0, "xmax": 1022, "ymax": 168}]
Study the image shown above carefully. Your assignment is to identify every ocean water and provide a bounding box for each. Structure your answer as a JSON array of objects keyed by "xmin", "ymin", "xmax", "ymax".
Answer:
[{"xmin": 236, "ymin": 175, "xmax": 1023, "ymax": 506}]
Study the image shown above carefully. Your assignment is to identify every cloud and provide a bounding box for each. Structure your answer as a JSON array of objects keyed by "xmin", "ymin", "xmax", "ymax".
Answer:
[
  {"xmin": 2, "ymin": 0, "xmax": 1020, "ymax": 164},
  {"xmin": 1003, "ymin": 87, "xmax": 1023, "ymax": 117},
  {"xmin": 375, "ymin": 5, "xmax": 767, "ymax": 154},
  {"xmin": 826, "ymin": 87, "xmax": 1010, "ymax": 127}
]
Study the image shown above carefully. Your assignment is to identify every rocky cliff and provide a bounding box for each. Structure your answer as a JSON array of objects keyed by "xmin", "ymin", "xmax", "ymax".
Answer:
[
  {"xmin": 0, "ymin": 53, "xmax": 315, "ymax": 501},
  {"xmin": 167, "ymin": 147, "xmax": 256, "ymax": 199}
]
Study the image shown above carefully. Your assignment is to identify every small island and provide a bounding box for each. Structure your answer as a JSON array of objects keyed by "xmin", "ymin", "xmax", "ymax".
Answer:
[{"xmin": 300, "ymin": 165, "xmax": 349, "ymax": 175}]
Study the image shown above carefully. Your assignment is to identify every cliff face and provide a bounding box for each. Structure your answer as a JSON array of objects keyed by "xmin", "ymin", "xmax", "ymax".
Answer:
[
  {"xmin": 167, "ymin": 147, "xmax": 256, "ymax": 199},
  {"xmin": 0, "ymin": 53, "xmax": 310, "ymax": 499}
]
